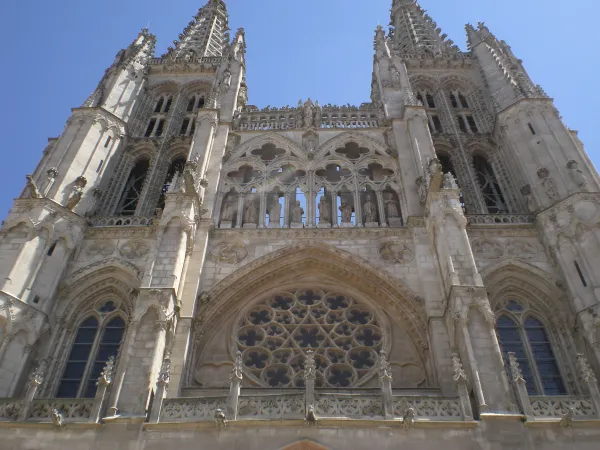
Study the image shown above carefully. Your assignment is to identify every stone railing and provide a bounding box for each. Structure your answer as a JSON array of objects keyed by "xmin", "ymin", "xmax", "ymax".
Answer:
[
  {"xmin": 316, "ymin": 393, "xmax": 383, "ymax": 418},
  {"xmin": 89, "ymin": 216, "xmax": 155, "ymax": 227},
  {"xmin": 30, "ymin": 399, "xmax": 94, "ymax": 422},
  {"xmin": 530, "ymin": 396, "xmax": 596, "ymax": 418},
  {"xmin": 393, "ymin": 396, "xmax": 462, "ymax": 420},
  {"xmin": 162, "ymin": 397, "xmax": 228, "ymax": 422},
  {"xmin": 149, "ymin": 56, "xmax": 223, "ymax": 66},
  {"xmin": 467, "ymin": 214, "xmax": 535, "ymax": 226},
  {"xmin": 507, "ymin": 352, "xmax": 600, "ymax": 421},
  {"xmin": 0, "ymin": 399, "xmax": 20, "ymax": 421},
  {"xmin": 238, "ymin": 393, "xmax": 304, "ymax": 420},
  {"xmin": 234, "ymin": 108, "xmax": 380, "ymax": 132}
]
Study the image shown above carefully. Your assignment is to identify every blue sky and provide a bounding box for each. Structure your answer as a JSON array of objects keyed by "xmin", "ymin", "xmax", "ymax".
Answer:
[{"xmin": 0, "ymin": 0, "xmax": 597, "ymax": 219}]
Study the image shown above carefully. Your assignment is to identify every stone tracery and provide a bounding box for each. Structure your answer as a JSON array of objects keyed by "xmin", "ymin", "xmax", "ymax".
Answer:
[
  {"xmin": 234, "ymin": 288, "xmax": 386, "ymax": 388},
  {"xmin": 216, "ymin": 135, "xmax": 403, "ymax": 228}
]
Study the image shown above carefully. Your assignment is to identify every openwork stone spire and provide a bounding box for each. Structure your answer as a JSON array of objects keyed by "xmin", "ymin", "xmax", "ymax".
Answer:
[
  {"xmin": 168, "ymin": 0, "xmax": 229, "ymax": 59},
  {"xmin": 390, "ymin": 0, "xmax": 458, "ymax": 56}
]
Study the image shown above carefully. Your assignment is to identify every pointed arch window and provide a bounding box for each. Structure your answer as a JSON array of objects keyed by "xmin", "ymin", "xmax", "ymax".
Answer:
[
  {"xmin": 116, "ymin": 158, "xmax": 149, "ymax": 216},
  {"xmin": 157, "ymin": 156, "xmax": 187, "ymax": 210},
  {"xmin": 181, "ymin": 93, "xmax": 206, "ymax": 136},
  {"xmin": 473, "ymin": 155, "xmax": 507, "ymax": 214},
  {"xmin": 416, "ymin": 89, "xmax": 443, "ymax": 134},
  {"xmin": 495, "ymin": 300, "xmax": 566, "ymax": 395},
  {"xmin": 57, "ymin": 301, "xmax": 126, "ymax": 398}
]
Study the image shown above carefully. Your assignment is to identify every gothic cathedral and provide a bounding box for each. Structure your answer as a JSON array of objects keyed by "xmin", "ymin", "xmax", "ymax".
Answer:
[{"xmin": 0, "ymin": 1, "xmax": 599, "ymax": 448}]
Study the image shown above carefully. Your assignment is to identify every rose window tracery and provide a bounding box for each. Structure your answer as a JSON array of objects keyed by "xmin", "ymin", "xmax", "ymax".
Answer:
[{"xmin": 235, "ymin": 289, "xmax": 385, "ymax": 388}]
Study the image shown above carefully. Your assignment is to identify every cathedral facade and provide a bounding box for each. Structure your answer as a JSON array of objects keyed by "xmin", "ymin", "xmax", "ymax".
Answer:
[{"xmin": 0, "ymin": 0, "xmax": 599, "ymax": 448}]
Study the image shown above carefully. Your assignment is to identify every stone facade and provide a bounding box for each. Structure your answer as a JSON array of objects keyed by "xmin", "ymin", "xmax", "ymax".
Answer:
[{"xmin": 0, "ymin": 0, "xmax": 599, "ymax": 448}]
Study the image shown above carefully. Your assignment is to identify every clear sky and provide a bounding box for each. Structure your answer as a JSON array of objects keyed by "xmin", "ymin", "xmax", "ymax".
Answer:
[{"xmin": 0, "ymin": 0, "xmax": 597, "ymax": 220}]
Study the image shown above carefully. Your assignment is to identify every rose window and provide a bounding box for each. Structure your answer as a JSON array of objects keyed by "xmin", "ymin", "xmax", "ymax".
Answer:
[{"xmin": 235, "ymin": 289, "xmax": 385, "ymax": 388}]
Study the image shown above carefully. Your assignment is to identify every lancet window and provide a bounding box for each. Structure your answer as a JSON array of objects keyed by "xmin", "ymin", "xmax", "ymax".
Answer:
[
  {"xmin": 157, "ymin": 156, "xmax": 187, "ymax": 210},
  {"xmin": 180, "ymin": 93, "xmax": 206, "ymax": 136},
  {"xmin": 115, "ymin": 158, "xmax": 150, "ymax": 216},
  {"xmin": 234, "ymin": 288, "xmax": 385, "ymax": 388},
  {"xmin": 473, "ymin": 155, "xmax": 507, "ymax": 213},
  {"xmin": 57, "ymin": 300, "xmax": 126, "ymax": 398},
  {"xmin": 416, "ymin": 89, "xmax": 443, "ymax": 134},
  {"xmin": 495, "ymin": 299, "xmax": 566, "ymax": 396},
  {"xmin": 145, "ymin": 94, "xmax": 174, "ymax": 138},
  {"xmin": 447, "ymin": 89, "xmax": 479, "ymax": 134},
  {"xmin": 217, "ymin": 140, "xmax": 403, "ymax": 229}
]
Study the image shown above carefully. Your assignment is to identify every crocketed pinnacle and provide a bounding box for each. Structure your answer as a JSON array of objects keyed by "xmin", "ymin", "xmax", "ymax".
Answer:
[
  {"xmin": 167, "ymin": 0, "xmax": 230, "ymax": 59},
  {"xmin": 390, "ymin": 0, "xmax": 458, "ymax": 56}
]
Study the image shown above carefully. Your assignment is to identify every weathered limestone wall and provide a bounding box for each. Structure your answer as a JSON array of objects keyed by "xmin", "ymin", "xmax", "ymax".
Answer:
[{"xmin": 0, "ymin": 421, "xmax": 600, "ymax": 450}]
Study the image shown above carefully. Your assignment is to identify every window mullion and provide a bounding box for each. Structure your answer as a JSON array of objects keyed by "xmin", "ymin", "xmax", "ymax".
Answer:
[
  {"xmin": 521, "ymin": 325, "xmax": 544, "ymax": 396},
  {"xmin": 76, "ymin": 320, "xmax": 104, "ymax": 398}
]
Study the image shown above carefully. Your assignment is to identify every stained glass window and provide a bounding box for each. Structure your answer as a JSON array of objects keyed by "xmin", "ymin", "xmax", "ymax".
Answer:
[
  {"xmin": 495, "ymin": 300, "xmax": 566, "ymax": 395},
  {"xmin": 57, "ymin": 302, "xmax": 126, "ymax": 398},
  {"xmin": 235, "ymin": 289, "xmax": 384, "ymax": 388}
]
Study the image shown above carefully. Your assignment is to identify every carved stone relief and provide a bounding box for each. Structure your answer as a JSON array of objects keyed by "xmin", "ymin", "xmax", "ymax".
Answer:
[
  {"xmin": 119, "ymin": 240, "xmax": 150, "ymax": 259},
  {"xmin": 471, "ymin": 238, "xmax": 537, "ymax": 260},
  {"xmin": 208, "ymin": 242, "xmax": 248, "ymax": 264},
  {"xmin": 87, "ymin": 240, "xmax": 116, "ymax": 257},
  {"xmin": 378, "ymin": 241, "xmax": 415, "ymax": 264}
]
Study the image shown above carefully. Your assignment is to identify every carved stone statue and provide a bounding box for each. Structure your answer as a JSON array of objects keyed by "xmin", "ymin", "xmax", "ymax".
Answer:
[
  {"xmin": 221, "ymin": 197, "xmax": 235, "ymax": 221},
  {"xmin": 520, "ymin": 185, "xmax": 535, "ymax": 212},
  {"xmin": 291, "ymin": 201, "xmax": 304, "ymax": 223},
  {"xmin": 314, "ymin": 101, "xmax": 322, "ymax": 127},
  {"xmin": 537, "ymin": 168, "xmax": 558, "ymax": 200},
  {"xmin": 428, "ymin": 158, "xmax": 442, "ymax": 177},
  {"xmin": 384, "ymin": 192, "xmax": 399, "ymax": 218},
  {"xmin": 363, "ymin": 194, "xmax": 378, "ymax": 223},
  {"xmin": 567, "ymin": 160, "xmax": 589, "ymax": 191},
  {"xmin": 24, "ymin": 175, "xmax": 41, "ymax": 199},
  {"xmin": 416, "ymin": 176, "xmax": 427, "ymax": 206},
  {"xmin": 66, "ymin": 176, "xmax": 87, "ymax": 210},
  {"xmin": 339, "ymin": 202, "xmax": 353, "ymax": 223},
  {"xmin": 268, "ymin": 200, "xmax": 282, "ymax": 222},
  {"xmin": 243, "ymin": 197, "xmax": 258, "ymax": 224},
  {"xmin": 303, "ymin": 99, "xmax": 315, "ymax": 128},
  {"xmin": 318, "ymin": 197, "xmax": 330, "ymax": 223},
  {"xmin": 220, "ymin": 70, "xmax": 232, "ymax": 94}
]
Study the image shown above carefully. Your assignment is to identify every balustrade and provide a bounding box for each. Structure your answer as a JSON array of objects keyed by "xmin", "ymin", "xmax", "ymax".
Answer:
[
  {"xmin": 89, "ymin": 216, "xmax": 155, "ymax": 227},
  {"xmin": 467, "ymin": 214, "xmax": 535, "ymax": 225}
]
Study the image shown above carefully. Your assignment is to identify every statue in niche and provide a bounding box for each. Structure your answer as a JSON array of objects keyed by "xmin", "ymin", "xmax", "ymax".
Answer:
[
  {"xmin": 303, "ymin": 99, "xmax": 315, "ymax": 128},
  {"xmin": 66, "ymin": 176, "xmax": 87, "ymax": 210},
  {"xmin": 24, "ymin": 175, "xmax": 41, "ymax": 199},
  {"xmin": 268, "ymin": 199, "xmax": 282, "ymax": 222},
  {"xmin": 221, "ymin": 196, "xmax": 235, "ymax": 221},
  {"xmin": 416, "ymin": 176, "xmax": 427, "ymax": 206},
  {"xmin": 291, "ymin": 201, "xmax": 304, "ymax": 223},
  {"xmin": 567, "ymin": 160, "xmax": 589, "ymax": 191},
  {"xmin": 243, "ymin": 196, "xmax": 258, "ymax": 224},
  {"xmin": 384, "ymin": 192, "xmax": 400, "ymax": 218},
  {"xmin": 220, "ymin": 69, "xmax": 232, "ymax": 94},
  {"xmin": 318, "ymin": 196, "xmax": 331, "ymax": 223},
  {"xmin": 314, "ymin": 101, "xmax": 322, "ymax": 127},
  {"xmin": 363, "ymin": 194, "xmax": 378, "ymax": 223},
  {"xmin": 339, "ymin": 202, "xmax": 353, "ymax": 223},
  {"xmin": 537, "ymin": 168, "xmax": 558, "ymax": 200},
  {"xmin": 520, "ymin": 185, "xmax": 535, "ymax": 212}
]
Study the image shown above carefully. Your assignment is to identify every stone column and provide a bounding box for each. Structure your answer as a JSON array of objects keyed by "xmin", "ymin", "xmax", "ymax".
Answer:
[
  {"xmin": 577, "ymin": 354, "xmax": 600, "ymax": 418},
  {"xmin": 236, "ymin": 194, "xmax": 245, "ymax": 228},
  {"xmin": 227, "ymin": 351, "xmax": 243, "ymax": 420},
  {"xmin": 18, "ymin": 360, "xmax": 45, "ymax": 421},
  {"xmin": 258, "ymin": 191, "xmax": 266, "ymax": 228},
  {"xmin": 452, "ymin": 353, "xmax": 474, "ymax": 421},
  {"xmin": 379, "ymin": 350, "xmax": 394, "ymax": 420},
  {"xmin": 376, "ymin": 190, "xmax": 387, "ymax": 227},
  {"xmin": 90, "ymin": 356, "xmax": 115, "ymax": 424},
  {"xmin": 304, "ymin": 351, "xmax": 316, "ymax": 412},
  {"xmin": 508, "ymin": 352, "xmax": 534, "ymax": 420},
  {"xmin": 149, "ymin": 355, "xmax": 171, "ymax": 424}
]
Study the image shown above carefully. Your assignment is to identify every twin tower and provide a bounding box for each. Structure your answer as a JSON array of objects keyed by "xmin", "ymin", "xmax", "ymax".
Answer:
[{"xmin": 0, "ymin": 1, "xmax": 599, "ymax": 449}]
